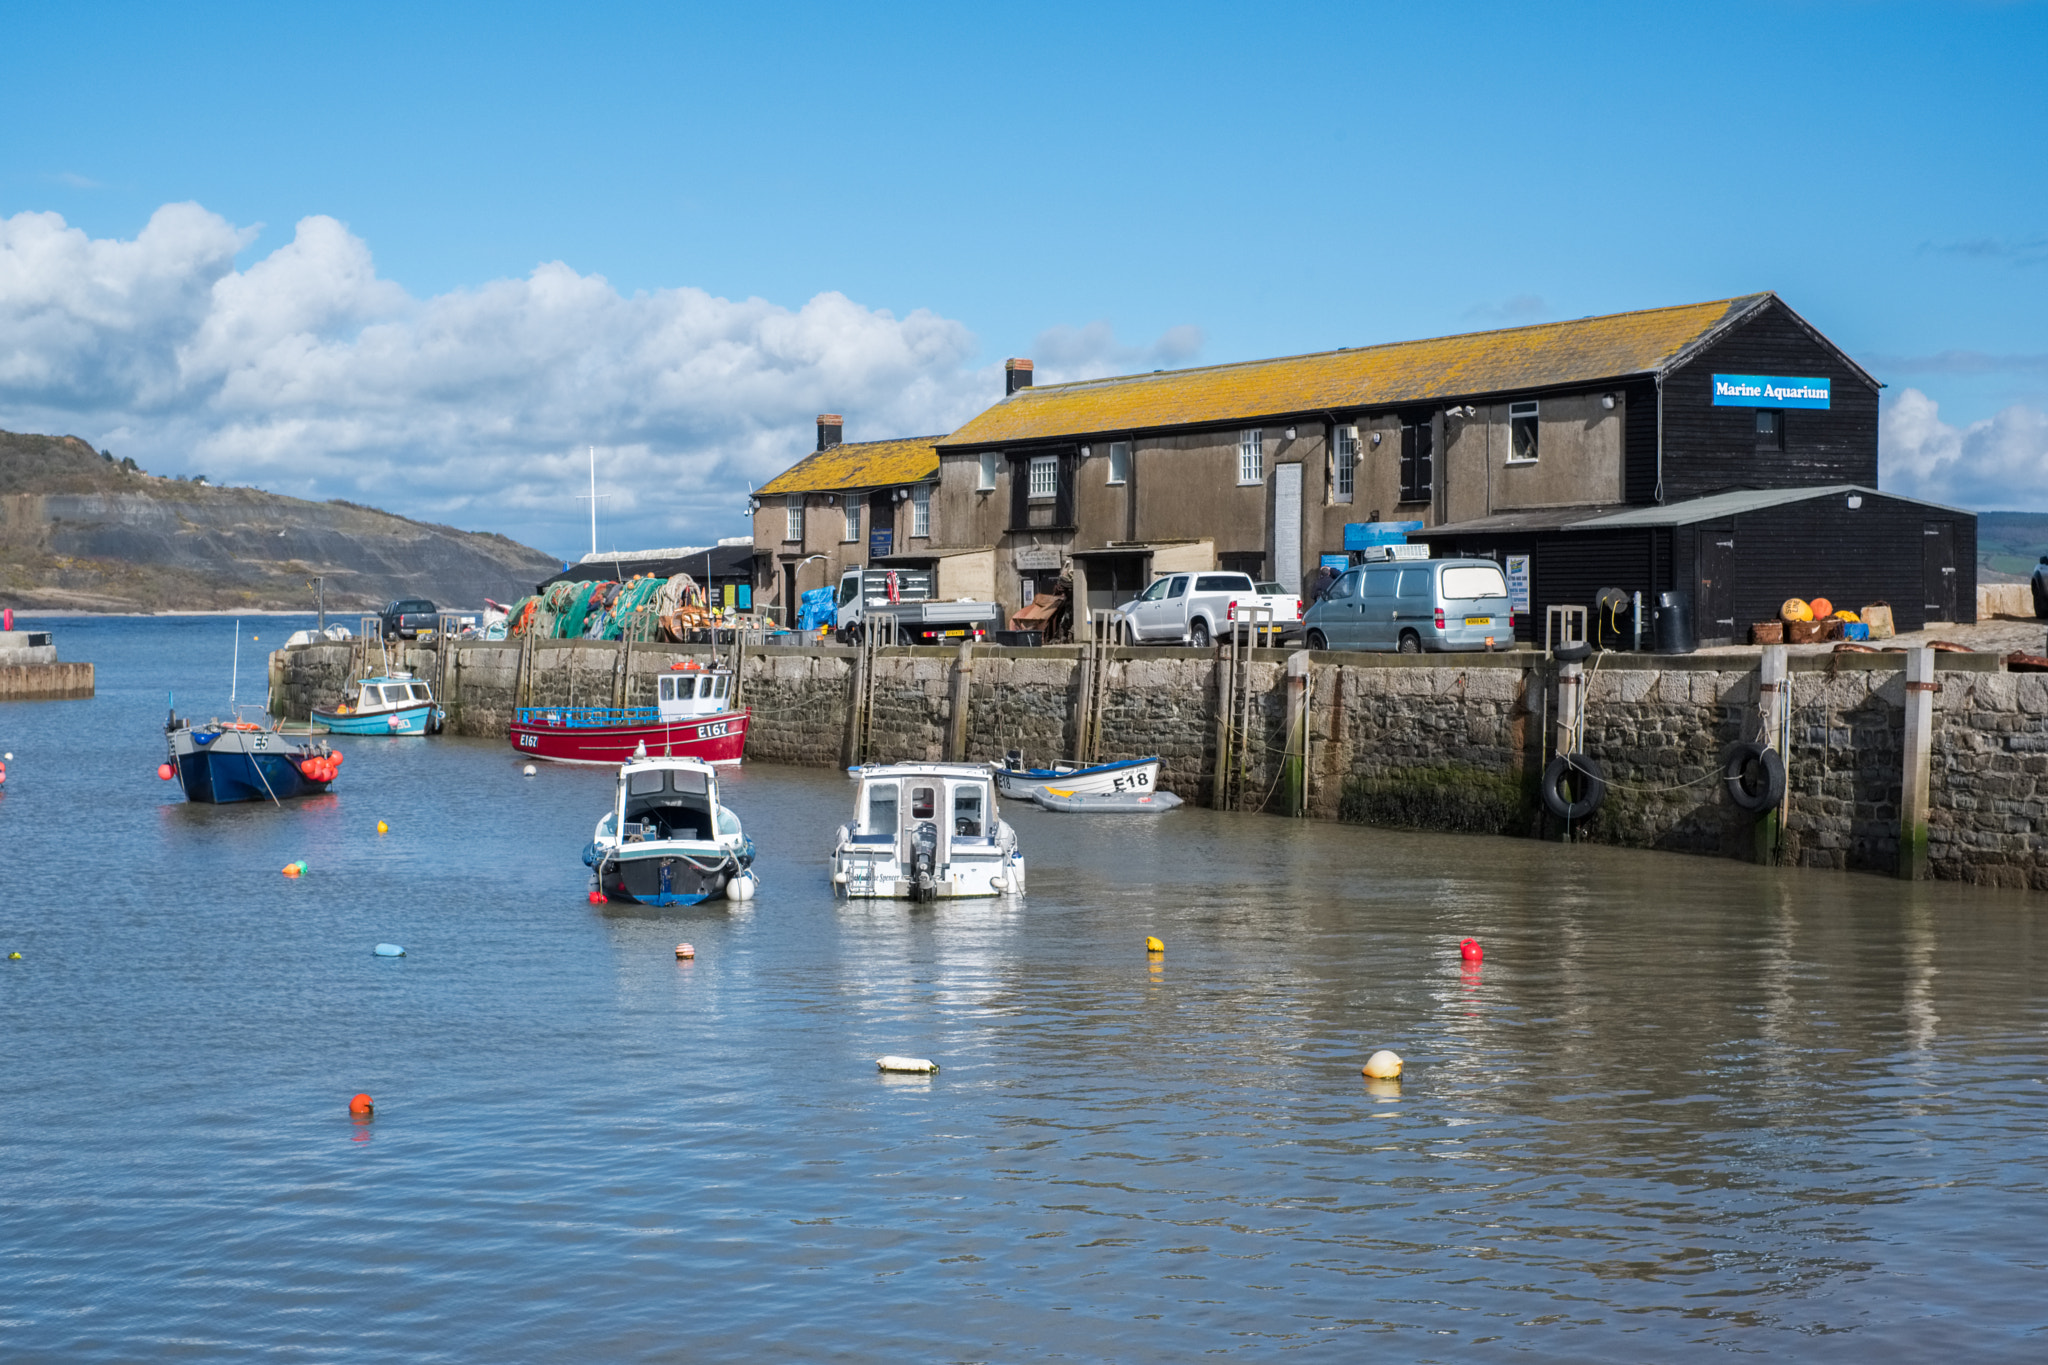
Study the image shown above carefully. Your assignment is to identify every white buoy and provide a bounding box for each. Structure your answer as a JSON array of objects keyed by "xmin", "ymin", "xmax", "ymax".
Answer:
[
  {"xmin": 374, "ymin": 943, "xmax": 406, "ymax": 957},
  {"xmin": 832, "ymin": 870, "xmax": 849, "ymax": 884},
  {"xmin": 725, "ymin": 871, "xmax": 756, "ymax": 901},
  {"xmin": 1362, "ymin": 1050, "xmax": 1403, "ymax": 1079},
  {"xmin": 522, "ymin": 764, "xmax": 536, "ymax": 777},
  {"xmin": 876, "ymin": 1055, "xmax": 938, "ymax": 1074}
]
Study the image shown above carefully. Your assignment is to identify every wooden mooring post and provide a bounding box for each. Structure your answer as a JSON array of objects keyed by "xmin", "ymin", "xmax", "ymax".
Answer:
[
  {"xmin": 1755, "ymin": 645, "xmax": 1789, "ymax": 865},
  {"xmin": 945, "ymin": 638, "xmax": 975, "ymax": 761},
  {"xmin": 1899, "ymin": 646, "xmax": 1936, "ymax": 880},
  {"xmin": 1281, "ymin": 651, "xmax": 1310, "ymax": 817}
]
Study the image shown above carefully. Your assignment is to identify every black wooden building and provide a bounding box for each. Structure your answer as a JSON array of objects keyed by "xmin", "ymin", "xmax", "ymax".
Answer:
[
  {"xmin": 1419, "ymin": 485, "xmax": 1975, "ymax": 643},
  {"xmin": 1413, "ymin": 293, "xmax": 1974, "ymax": 643}
]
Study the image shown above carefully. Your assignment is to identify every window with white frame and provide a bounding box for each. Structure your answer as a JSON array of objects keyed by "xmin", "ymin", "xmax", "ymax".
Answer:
[
  {"xmin": 784, "ymin": 494, "xmax": 804, "ymax": 541},
  {"xmin": 977, "ymin": 452, "xmax": 998, "ymax": 491},
  {"xmin": 1238, "ymin": 429, "xmax": 1264, "ymax": 485},
  {"xmin": 843, "ymin": 498, "xmax": 861, "ymax": 543},
  {"xmin": 911, "ymin": 484, "xmax": 931, "ymax": 537},
  {"xmin": 1508, "ymin": 402, "xmax": 1539, "ymax": 463},
  {"xmin": 1107, "ymin": 441, "xmax": 1130, "ymax": 485},
  {"xmin": 1028, "ymin": 455, "xmax": 1057, "ymax": 501},
  {"xmin": 1332, "ymin": 426, "xmax": 1357, "ymax": 502}
]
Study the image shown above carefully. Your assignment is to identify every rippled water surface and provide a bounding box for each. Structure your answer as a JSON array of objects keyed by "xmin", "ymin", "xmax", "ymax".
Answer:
[{"xmin": 4, "ymin": 615, "xmax": 2047, "ymax": 1361}]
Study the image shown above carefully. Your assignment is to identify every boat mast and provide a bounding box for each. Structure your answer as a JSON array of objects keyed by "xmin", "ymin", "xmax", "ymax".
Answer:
[{"xmin": 231, "ymin": 618, "xmax": 240, "ymax": 707}]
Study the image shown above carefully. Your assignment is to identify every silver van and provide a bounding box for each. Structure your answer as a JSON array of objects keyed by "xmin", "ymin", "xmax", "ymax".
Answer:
[{"xmin": 1301, "ymin": 557, "xmax": 1513, "ymax": 653}]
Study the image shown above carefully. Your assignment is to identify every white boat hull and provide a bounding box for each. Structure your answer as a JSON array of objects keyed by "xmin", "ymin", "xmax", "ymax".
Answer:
[{"xmin": 994, "ymin": 757, "xmax": 1161, "ymax": 800}]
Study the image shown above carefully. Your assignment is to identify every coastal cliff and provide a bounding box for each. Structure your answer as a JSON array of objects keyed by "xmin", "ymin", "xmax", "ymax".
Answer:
[{"xmin": 0, "ymin": 429, "xmax": 562, "ymax": 612}]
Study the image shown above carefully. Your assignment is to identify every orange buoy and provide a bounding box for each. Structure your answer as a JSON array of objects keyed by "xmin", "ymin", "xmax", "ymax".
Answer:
[
  {"xmin": 157, "ymin": 762, "xmax": 174, "ymax": 780},
  {"xmin": 348, "ymin": 1093, "xmax": 374, "ymax": 1116},
  {"xmin": 1808, "ymin": 597, "xmax": 1833, "ymax": 621},
  {"xmin": 1460, "ymin": 937, "xmax": 1483, "ymax": 963},
  {"xmin": 282, "ymin": 863, "xmax": 301, "ymax": 878},
  {"xmin": 675, "ymin": 943, "xmax": 695, "ymax": 959}
]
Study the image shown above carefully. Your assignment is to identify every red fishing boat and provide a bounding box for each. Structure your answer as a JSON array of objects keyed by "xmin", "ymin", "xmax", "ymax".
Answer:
[{"xmin": 508, "ymin": 662, "xmax": 749, "ymax": 765}]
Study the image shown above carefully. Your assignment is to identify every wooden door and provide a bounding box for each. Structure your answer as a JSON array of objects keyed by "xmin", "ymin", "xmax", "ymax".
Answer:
[
  {"xmin": 1696, "ymin": 524, "xmax": 1736, "ymax": 643},
  {"xmin": 1923, "ymin": 521, "xmax": 1956, "ymax": 623}
]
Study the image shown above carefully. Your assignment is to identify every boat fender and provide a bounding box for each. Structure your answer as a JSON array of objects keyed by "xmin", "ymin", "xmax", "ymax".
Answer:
[
  {"xmin": 523, "ymin": 764, "xmax": 537, "ymax": 777},
  {"xmin": 349, "ymin": 1093, "xmax": 374, "ymax": 1116},
  {"xmin": 876, "ymin": 1056, "xmax": 938, "ymax": 1074},
  {"xmin": 581, "ymin": 842, "xmax": 602, "ymax": 868},
  {"xmin": 1362, "ymin": 1050, "xmax": 1403, "ymax": 1079},
  {"xmin": 1724, "ymin": 742, "xmax": 1787, "ymax": 815},
  {"xmin": 725, "ymin": 871, "xmax": 757, "ymax": 901},
  {"xmin": 675, "ymin": 943, "xmax": 695, "ymax": 959},
  {"xmin": 373, "ymin": 943, "xmax": 404, "ymax": 957},
  {"xmin": 157, "ymin": 762, "xmax": 174, "ymax": 780},
  {"xmin": 1539, "ymin": 753, "xmax": 1606, "ymax": 821},
  {"xmin": 1553, "ymin": 641, "xmax": 1593, "ymax": 664}
]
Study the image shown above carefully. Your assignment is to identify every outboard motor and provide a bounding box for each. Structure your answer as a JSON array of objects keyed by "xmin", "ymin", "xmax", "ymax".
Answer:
[
  {"xmin": 1004, "ymin": 748, "xmax": 1024, "ymax": 773},
  {"xmin": 910, "ymin": 820, "xmax": 939, "ymax": 901}
]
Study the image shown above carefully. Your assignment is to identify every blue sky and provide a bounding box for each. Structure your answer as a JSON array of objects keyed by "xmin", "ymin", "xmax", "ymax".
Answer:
[{"xmin": 2, "ymin": 0, "xmax": 2044, "ymax": 556}]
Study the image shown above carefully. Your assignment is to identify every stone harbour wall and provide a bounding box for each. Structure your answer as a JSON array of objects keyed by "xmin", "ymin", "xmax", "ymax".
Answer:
[{"xmin": 268, "ymin": 636, "xmax": 2046, "ymax": 891}]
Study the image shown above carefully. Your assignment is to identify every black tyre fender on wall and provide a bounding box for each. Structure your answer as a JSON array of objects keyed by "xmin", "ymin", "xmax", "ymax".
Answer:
[
  {"xmin": 1724, "ymin": 742, "xmax": 1787, "ymax": 814},
  {"xmin": 1540, "ymin": 753, "xmax": 1607, "ymax": 820}
]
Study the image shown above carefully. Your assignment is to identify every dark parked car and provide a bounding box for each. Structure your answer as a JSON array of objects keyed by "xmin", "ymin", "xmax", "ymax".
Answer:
[{"xmin": 379, "ymin": 598, "xmax": 439, "ymax": 640}]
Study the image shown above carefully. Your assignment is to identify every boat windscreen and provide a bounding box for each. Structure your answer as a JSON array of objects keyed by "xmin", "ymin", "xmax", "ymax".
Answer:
[
  {"xmin": 864, "ymin": 782, "xmax": 898, "ymax": 835},
  {"xmin": 952, "ymin": 785, "xmax": 985, "ymax": 838}
]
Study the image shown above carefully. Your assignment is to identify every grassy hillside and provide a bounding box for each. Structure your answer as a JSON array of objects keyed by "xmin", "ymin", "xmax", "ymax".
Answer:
[
  {"xmin": 0, "ymin": 430, "xmax": 564, "ymax": 612},
  {"xmin": 1978, "ymin": 512, "xmax": 2048, "ymax": 583}
]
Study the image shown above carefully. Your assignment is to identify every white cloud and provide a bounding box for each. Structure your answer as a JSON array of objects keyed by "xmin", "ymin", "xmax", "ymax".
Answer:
[
  {"xmin": 0, "ymin": 203, "xmax": 1007, "ymax": 555},
  {"xmin": 1881, "ymin": 387, "xmax": 2048, "ymax": 510}
]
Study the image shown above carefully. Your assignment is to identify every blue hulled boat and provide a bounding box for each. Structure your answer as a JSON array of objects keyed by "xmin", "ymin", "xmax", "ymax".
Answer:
[
  {"xmin": 312, "ymin": 673, "xmax": 444, "ymax": 736},
  {"xmin": 165, "ymin": 707, "xmax": 343, "ymax": 804}
]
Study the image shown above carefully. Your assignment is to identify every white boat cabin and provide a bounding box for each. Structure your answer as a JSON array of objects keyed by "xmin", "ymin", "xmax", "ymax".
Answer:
[
  {"xmin": 833, "ymin": 762, "xmax": 1025, "ymax": 900},
  {"xmin": 656, "ymin": 667, "xmax": 735, "ymax": 721}
]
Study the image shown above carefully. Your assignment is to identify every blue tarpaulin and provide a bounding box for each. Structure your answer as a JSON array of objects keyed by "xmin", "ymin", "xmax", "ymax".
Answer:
[{"xmin": 798, "ymin": 586, "xmax": 838, "ymax": 631}]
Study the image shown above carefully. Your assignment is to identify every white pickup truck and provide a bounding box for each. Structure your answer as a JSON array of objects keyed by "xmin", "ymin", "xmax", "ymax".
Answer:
[
  {"xmin": 1113, "ymin": 571, "xmax": 1301, "ymax": 646},
  {"xmin": 833, "ymin": 567, "xmax": 1003, "ymax": 645}
]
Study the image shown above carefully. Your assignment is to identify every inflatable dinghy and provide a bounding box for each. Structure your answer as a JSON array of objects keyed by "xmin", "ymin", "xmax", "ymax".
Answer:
[{"xmin": 1032, "ymin": 788, "xmax": 1183, "ymax": 814}]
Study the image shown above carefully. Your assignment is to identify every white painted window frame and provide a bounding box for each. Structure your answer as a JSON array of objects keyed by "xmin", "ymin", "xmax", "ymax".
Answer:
[
  {"xmin": 1107, "ymin": 440, "xmax": 1130, "ymax": 485},
  {"xmin": 1507, "ymin": 401, "xmax": 1540, "ymax": 464},
  {"xmin": 843, "ymin": 498, "xmax": 861, "ymax": 543},
  {"xmin": 1333, "ymin": 426, "xmax": 1357, "ymax": 501},
  {"xmin": 1028, "ymin": 455, "xmax": 1057, "ymax": 501},
  {"xmin": 785, "ymin": 494, "xmax": 804, "ymax": 542},
  {"xmin": 977, "ymin": 452, "xmax": 999, "ymax": 491},
  {"xmin": 1238, "ymin": 428, "xmax": 1263, "ymax": 485},
  {"xmin": 911, "ymin": 484, "xmax": 931, "ymax": 537}
]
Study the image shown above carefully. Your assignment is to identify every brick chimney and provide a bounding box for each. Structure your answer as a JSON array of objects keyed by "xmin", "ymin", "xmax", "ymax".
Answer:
[
  {"xmin": 816, "ymin": 414, "xmax": 843, "ymax": 450},
  {"xmin": 1004, "ymin": 358, "xmax": 1034, "ymax": 396}
]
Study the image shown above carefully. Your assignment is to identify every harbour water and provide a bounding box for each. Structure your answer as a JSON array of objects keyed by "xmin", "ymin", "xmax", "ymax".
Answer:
[{"xmin": 3, "ymin": 615, "xmax": 2046, "ymax": 1361}]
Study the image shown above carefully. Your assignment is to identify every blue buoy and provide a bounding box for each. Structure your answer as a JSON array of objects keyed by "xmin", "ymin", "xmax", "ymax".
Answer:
[{"xmin": 374, "ymin": 943, "xmax": 405, "ymax": 957}]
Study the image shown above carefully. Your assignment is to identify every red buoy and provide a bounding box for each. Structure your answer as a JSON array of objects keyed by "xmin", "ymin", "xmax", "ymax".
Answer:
[
  {"xmin": 588, "ymin": 889, "xmax": 607, "ymax": 905},
  {"xmin": 348, "ymin": 1093, "xmax": 374, "ymax": 1116},
  {"xmin": 157, "ymin": 762, "xmax": 174, "ymax": 780},
  {"xmin": 1460, "ymin": 937, "xmax": 1483, "ymax": 964}
]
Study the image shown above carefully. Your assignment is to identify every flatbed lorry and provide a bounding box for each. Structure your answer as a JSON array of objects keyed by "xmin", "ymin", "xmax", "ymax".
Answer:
[{"xmin": 833, "ymin": 568, "xmax": 1002, "ymax": 645}]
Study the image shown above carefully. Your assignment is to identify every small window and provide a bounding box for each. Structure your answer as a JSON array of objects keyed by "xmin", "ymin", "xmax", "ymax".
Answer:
[
  {"xmin": 785, "ymin": 494, "xmax": 804, "ymax": 541},
  {"xmin": 1137, "ymin": 577, "xmax": 1171, "ymax": 603},
  {"xmin": 659, "ymin": 676, "xmax": 675, "ymax": 701},
  {"xmin": 1238, "ymin": 429, "xmax": 1263, "ymax": 485},
  {"xmin": 911, "ymin": 484, "xmax": 930, "ymax": 537},
  {"xmin": 865, "ymin": 783, "xmax": 899, "ymax": 834},
  {"xmin": 837, "ymin": 575, "xmax": 859, "ymax": 606},
  {"xmin": 1107, "ymin": 441, "xmax": 1130, "ymax": 485},
  {"xmin": 409, "ymin": 684, "xmax": 431, "ymax": 701},
  {"xmin": 953, "ymin": 787, "xmax": 984, "ymax": 838},
  {"xmin": 675, "ymin": 676, "xmax": 697, "ymax": 699},
  {"xmin": 1757, "ymin": 409, "xmax": 1784, "ymax": 450},
  {"xmin": 1332, "ymin": 426, "xmax": 1356, "ymax": 502},
  {"xmin": 1508, "ymin": 402, "xmax": 1539, "ymax": 463},
  {"xmin": 1363, "ymin": 569, "xmax": 1397, "ymax": 599},
  {"xmin": 628, "ymin": 769, "xmax": 666, "ymax": 795},
  {"xmin": 978, "ymin": 453, "xmax": 998, "ymax": 491},
  {"xmin": 1331, "ymin": 570, "xmax": 1362, "ymax": 600},
  {"xmin": 382, "ymin": 684, "xmax": 410, "ymax": 704},
  {"xmin": 911, "ymin": 786, "xmax": 936, "ymax": 820},
  {"xmin": 713, "ymin": 675, "xmax": 728, "ymax": 699},
  {"xmin": 1166, "ymin": 575, "xmax": 1190, "ymax": 599},
  {"xmin": 671, "ymin": 768, "xmax": 708, "ymax": 794},
  {"xmin": 844, "ymin": 499, "xmax": 861, "ymax": 543},
  {"xmin": 1196, "ymin": 574, "xmax": 1254, "ymax": 592},
  {"xmin": 1397, "ymin": 568, "xmax": 1432, "ymax": 598},
  {"xmin": 1028, "ymin": 456, "xmax": 1057, "ymax": 501}
]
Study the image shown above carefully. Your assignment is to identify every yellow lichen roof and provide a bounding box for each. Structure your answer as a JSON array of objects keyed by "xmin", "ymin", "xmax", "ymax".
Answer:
[
  {"xmin": 755, "ymin": 435, "xmax": 942, "ymax": 496},
  {"xmin": 942, "ymin": 295, "xmax": 1775, "ymax": 447}
]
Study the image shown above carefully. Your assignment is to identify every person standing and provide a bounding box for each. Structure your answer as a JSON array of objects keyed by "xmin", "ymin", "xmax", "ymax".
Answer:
[{"xmin": 2033, "ymin": 555, "xmax": 2048, "ymax": 619}]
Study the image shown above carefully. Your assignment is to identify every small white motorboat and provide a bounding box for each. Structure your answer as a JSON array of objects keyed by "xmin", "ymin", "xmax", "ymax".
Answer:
[
  {"xmin": 833, "ymin": 762, "xmax": 1025, "ymax": 900},
  {"xmin": 583, "ymin": 753, "xmax": 756, "ymax": 905},
  {"xmin": 993, "ymin": 750, "xmax": 1162, "ymax": 801}
]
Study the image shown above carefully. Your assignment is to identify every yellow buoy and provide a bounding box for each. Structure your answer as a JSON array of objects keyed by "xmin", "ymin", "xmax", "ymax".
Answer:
[
  {"xmin": 376, "ymin": 820, "xmax": 389, "ymax": 835},
  {"xmin": 7, "ymin": 951, "xmax": 21, "ymax": 960},
  {"xmin": 1361, "ymin": 1049, "xmax": 1403, "ymax": 1079},
  {"xmin": 1144, "ymin": 936, "xmax": 1164, "ymax": 953},
  {"xmin": 1779, "ymin": 597, "xmax": 1812, "ymax": 623}
]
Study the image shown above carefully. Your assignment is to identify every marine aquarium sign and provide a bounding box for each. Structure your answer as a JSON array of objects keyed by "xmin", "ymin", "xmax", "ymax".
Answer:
[{"xmin": 1712, "ymin": 374, "xmax": 1830, "ymax": 409}]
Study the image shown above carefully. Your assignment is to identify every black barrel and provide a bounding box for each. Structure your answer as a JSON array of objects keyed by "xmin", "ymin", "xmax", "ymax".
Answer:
[{"xmin": 1653, "ymin": 590, "xmax": 1695, "ymax": 655}]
